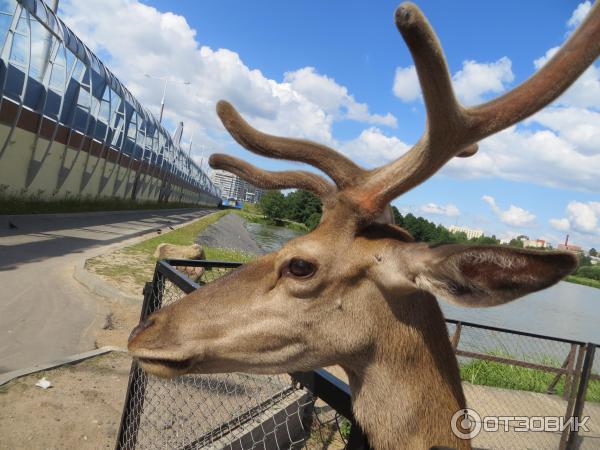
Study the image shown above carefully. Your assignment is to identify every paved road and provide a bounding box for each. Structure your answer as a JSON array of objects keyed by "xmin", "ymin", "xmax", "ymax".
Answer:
[{"xmin": 0, "ymin": 208, "xmax": 215, "ymax": 374}]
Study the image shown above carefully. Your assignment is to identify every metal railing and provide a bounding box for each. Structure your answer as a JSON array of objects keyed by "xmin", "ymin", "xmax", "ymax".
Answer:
[
  {"xmin": 116, "ymin": 259, "xmax": 598, "ymax": 450},
  {"xmin": 446, "ymin": 320, "xmax": 598, "ymax": 449}
]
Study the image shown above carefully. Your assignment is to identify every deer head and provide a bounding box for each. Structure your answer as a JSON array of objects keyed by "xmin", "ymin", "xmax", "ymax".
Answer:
[{"xmin": 129, "ymin": 3, "xmax": 598, "ymax": 449}]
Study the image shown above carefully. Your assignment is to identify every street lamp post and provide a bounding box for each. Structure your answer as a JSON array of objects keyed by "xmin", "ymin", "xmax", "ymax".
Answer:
[{"xmin": 144, "ymin": 74, "xmax": 190, "ymax": 124}]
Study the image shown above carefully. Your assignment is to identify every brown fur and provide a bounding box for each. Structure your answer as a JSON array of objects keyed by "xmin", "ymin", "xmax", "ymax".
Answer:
[
  {"xmin": 153, "ymin": 243, "xmax": 205, "ymax": 260},
  {"xmin": 127, "ymin": 3, "xmax": 598, "ymax": 448}
]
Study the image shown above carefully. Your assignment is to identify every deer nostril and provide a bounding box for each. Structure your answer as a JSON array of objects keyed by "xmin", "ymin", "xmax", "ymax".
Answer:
[{"xmin": 128, "ymin": 318, "xmax": 155, "ymax": 342}]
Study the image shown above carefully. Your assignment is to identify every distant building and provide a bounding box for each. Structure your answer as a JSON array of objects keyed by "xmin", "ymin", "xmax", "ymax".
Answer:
[
  {"xmin": 523, "ymin": 239, "xmax": 550, "ymax": 249},
  {"xmin": 557, "ymin": 243, "xmax": 583, "ymax": 254},
  {"xmin": 210, "ymin": 169, "xmax": 265, "ymax": 204},
  {"xmin": 447, "ymin": 225, "xmax": 484, "ymax": 240}
]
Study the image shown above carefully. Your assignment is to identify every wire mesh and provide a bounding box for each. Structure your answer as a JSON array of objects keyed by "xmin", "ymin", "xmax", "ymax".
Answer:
[
  {"xmin": 447, "ymin": 322, "xmax": 599, "ymax": 449},
  {"xmin": 117, "ymin": 264, "xmax": 354, "ymax": 450}
]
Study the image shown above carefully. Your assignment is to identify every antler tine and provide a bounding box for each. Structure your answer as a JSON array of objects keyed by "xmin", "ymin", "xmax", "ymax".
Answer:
[
  {"xmin": 359, "ymin": 1, "xmax": 600, "ymax": 217},
  {"xmin": 469, "ymin": 1, "xmax": 600, "ymax": 138},
  {"xmin": 216, "ymin": 101, "xmax": 365, "ymax": 189},
  {"xmin": 394, "ymin": 3, "xmax": 462, "ymax": 140},
  {"xmin": 209, "ymin": 154, "xmax": 336, "ymax": 201}
]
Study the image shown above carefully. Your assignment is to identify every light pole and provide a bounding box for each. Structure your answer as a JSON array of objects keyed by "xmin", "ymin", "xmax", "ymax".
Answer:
[{"xmin": 144, "ymin": 74, "xmax": 190, "ymax": 124}]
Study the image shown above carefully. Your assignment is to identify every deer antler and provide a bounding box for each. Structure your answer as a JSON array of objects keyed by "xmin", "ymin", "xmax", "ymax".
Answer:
[
  {"xmin": 212, "ymin": 2, "xmax": 600, "ymax": 225},
  {"xmin": 359, "ymin": 2, "xmax": 600, "ymax": 214},
  {"xmin": 209, "ymin": 153, "xmax": 335, "ymax": 201},
  {"xmin": 216, "ymin": 101, "xmax": 366, "ymax": 189}
]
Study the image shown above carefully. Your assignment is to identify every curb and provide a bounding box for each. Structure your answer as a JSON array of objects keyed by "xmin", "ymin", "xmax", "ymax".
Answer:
[
  {"xmin": 73, "ymin": 260, "xmax": 141, "ymax": 304},
  {"xmin": 72, "ymin": 209, "xmax": 224, "ymax": 304},
  {"xmin": 0, "ymin": 346, "xmax": 127, "ymax": 386}
]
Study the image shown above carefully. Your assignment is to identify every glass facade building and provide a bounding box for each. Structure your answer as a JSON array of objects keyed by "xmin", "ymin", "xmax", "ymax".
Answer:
[{"xmin": 0, "ymin": 0, "xmax": 220, "ymax": 205}]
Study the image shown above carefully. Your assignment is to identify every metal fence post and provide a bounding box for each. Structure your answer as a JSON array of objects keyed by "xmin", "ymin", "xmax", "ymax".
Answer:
[
  {"xmin": 451, "ymin": 321, "xmax": 462, "ymax": 350},
  {"xmin": 560, "ymin": 343, "xmax": 586, "ymax": 450},
  {"xmin": 115, "ymin": 269, "xmax": 165, "ymax": 450},
  {"xmin": 346, "ymin": 422, "xmax": 371, "ymax": 450},
  {"xmin": 566, "ymin": 343, "xmax": 596, "ymax": 450}
]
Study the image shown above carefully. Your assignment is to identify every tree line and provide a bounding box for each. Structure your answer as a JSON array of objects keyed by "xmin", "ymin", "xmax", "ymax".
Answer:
[
  {"xmin": 259, "ymin": 189, "xmax": 500, "ymax": 244},
  {"xmin": 259, "ymin": 190, "xmax": 323, "ymax": 230}
]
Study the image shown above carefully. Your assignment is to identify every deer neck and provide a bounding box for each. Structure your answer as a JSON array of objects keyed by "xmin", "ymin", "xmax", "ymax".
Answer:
[{"xmin": 342, "ymin": 291, "xmax": 470, "ymax": 450}]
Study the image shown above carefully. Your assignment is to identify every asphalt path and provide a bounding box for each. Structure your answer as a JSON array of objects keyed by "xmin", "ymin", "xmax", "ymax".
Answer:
[{"xmin": 0, "ymin": 208, "xmax": 215, "ymax": 374}]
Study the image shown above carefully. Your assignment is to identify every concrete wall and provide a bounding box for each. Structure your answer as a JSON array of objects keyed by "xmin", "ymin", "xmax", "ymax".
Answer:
[{"xmin": 0, "ymin": 122, "xmax": 219, "ymax": 207}]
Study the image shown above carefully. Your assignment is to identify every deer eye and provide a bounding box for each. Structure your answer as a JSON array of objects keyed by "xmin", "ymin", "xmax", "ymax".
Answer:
[{"xmin": 285, "ymin": 258, "xmax": 317, "ymax": 278}]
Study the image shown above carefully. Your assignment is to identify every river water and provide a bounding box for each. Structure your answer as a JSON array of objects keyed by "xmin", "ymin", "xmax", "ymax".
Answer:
[{"xmin": 244, "ymin": 222, "xmax": 600, "ymax": 344}]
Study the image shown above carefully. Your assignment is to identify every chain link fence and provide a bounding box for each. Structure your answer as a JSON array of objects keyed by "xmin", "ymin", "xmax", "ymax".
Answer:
[
  {"xmin": 447, "ymin": 321, "xmax": 599, "ymax": 449},
  {"xmin": 116, "ymin": 259, "xmax": 598, "ymax": 450}
]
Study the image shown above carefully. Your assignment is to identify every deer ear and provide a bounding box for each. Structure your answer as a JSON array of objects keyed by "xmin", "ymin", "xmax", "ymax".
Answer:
[{"xmin": 407, "ymin": 245, "xmax": 577, "ymax": 307}]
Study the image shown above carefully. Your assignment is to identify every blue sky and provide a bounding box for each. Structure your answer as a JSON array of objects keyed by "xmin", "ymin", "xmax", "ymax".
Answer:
[{"xmin": 60, "ymin": 1, "xmax": 600, "ymax": 249}]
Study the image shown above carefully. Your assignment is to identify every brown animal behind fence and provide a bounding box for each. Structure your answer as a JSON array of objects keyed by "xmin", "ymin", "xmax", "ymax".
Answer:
[{"xmin": 128, "ymin": 3, "xmax": 600, "ymax": 449}]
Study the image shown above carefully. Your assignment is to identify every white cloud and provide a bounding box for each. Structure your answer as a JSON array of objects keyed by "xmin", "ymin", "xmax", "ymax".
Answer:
[
  {"xmin": 419, "ymin": 203, "xmax": 460, "ymax": 217},
  {"xmin": 529, "ymin": 107, "xmax": 600, "ymax": 155},
  {"xmin": 550, "ymin": 218, "xmax": 571, "ymax": 232},
  {"xmin": 568, "ymin": 201, "xmax": 600, "ymax": 233},
  {"xmin": 59, "ymin": 0, "xmax": 394, "ymax": 157},
  {"xmin": 444, "ymin": 124, "xmax": 600, "ymax": 192},
  {"xmin": 567, "ymin": 1, "xmax": 592, "ymax": 29},
  {"xmin": 452, "ymin": 57, "xmax": 514, "ymax": 105},
  {"xmin": 284, "ymin": 67, "xmax": 396, "ymax": 127},
  {"xmin": 551, "ymin": 201, "xmax": 600, "ymax": 248},
  {"xmin": 342, "ymin": 127, "xmax": 410, "ymax": 166},
  {"xmin": 482, "ymin": 195, "xmax": 536, "ymax": 227},
  {"xmin": 549, "ymin": 201, "xmax": 600, "ymax": 251},
  {"xmin": 392, "ymin": 65, "xmax": 420, "ymax": 102},
  {"xmin": 392, "ymin": 58, "xmax": 514, "ymax": 106}
]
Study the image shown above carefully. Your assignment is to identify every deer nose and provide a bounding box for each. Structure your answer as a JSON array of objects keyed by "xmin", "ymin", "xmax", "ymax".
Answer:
[{"xmin": 128, "ymin": 318, "xmax": 155, "ymax": 342}]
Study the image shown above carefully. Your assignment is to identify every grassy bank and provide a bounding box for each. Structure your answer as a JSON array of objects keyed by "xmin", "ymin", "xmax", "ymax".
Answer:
[
  {"xmin": 236, "ymin": 210, "xmax": 308, "ymax": 232},
  {"xmin": 0, "ymin": 193, "xmax": 211, "ymax": 215},
  {"xmin": 565, "ymin": 275, "xmax": 600, "ymax": 290},
  {"xmin": 460, "ymin": 351, "xmax": 600, "ymax": 402},
  {"xmin": 86, "ymin": 210, "xmax": 254, "ymax": 295}
]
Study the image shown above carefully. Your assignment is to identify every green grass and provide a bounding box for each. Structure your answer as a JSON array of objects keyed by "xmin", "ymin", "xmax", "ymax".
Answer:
[
  {"xmin": 460, "ymin": 350, "xmax": 600, "ymax": 402},
  {"xmin": 86, "ymin": 209, "xmax": 257, "ymax": 293},
  {"xmin": 0, "ymin": 192, "xmax": 210, "ymax": 215},
  {"xmin": 235, "ymin": 210, "xmax": 308, "ymax": 232},
  {"xmin": 565, "ymin": 275, "xmax": 600, "ymax": 289},
  {"xmin": 129, "ymin": 209, "xmax": 231, "ymax": 254},
  {"xmin": 204, "ymin": 247, "xmax": 254, "ymax": 263}
]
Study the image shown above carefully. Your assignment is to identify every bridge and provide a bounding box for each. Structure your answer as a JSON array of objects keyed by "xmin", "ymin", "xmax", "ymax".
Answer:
[{"xmin": 0, "ymin": 0, "xmax": 220, "ymax": 207}]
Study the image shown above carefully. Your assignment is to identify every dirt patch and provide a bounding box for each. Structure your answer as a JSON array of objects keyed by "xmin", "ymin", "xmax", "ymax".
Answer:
[
  {"xmin": 0, "ymin": 352, "xmax": 131, "ymax": 450},
  {"xmin": 95, "ymin": 299, "xmax": 141, "ymax": 349},
  {"xmin": 85, "ymin": 248, "xmax": 152, "ymax": 297}
]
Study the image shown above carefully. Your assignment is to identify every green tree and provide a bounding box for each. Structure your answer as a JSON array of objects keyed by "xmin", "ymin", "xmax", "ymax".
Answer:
[
  {"xmin": 471, "ymin": 235, "xmax": 500, "ymax": 245},
  {"xmin": 508, "ymin": 238, "xmax": 524, "ymax": 248},
  {"xmin": 259, "ymin": 190, "xmax": 286, "ymax": 220},
  {"xmin": 392, "ymin": 206, "xmax": 404, "ymax": 227},
  {"xmin": 306, "ymin": 212, "xmax": 322, "ymax": 230},
  {"xmin": 286, "ymin": 190, "xmax": 321, "ymax": 224},
  {"xmin": 578, "ymin": 254, "xmax": 593, "ymax": 268},
  {"xmin": 590, "ymin": 248, "xmax": 598, "ymax": 257}
]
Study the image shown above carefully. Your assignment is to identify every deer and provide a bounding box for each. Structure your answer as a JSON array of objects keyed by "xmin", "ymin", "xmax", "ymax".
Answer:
[{"xmin": 128, "ymin": 3, "xmax": 600, "ymax": 449}]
